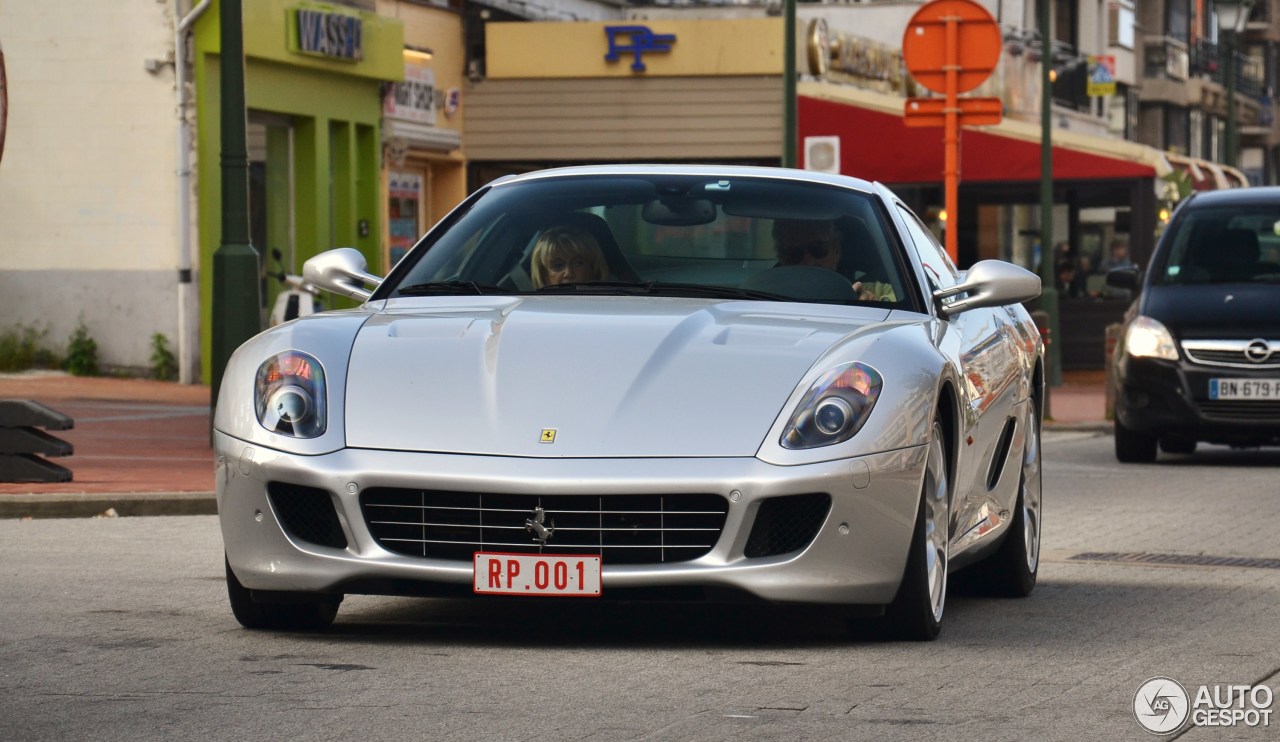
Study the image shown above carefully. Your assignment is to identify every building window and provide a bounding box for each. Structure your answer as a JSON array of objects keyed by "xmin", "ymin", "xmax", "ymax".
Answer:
[
  {"xmin": 1164, "ymin": 105, "xmax": 1190, "ymax": 154},
  {"xmin": 1166, "ymin": 0, "xmax": 1191, "ymax": 42}
]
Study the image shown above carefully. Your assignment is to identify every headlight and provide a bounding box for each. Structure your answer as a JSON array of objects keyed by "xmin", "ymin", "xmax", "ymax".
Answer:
[
  {"xmin": 1124, "ymin": 316, "xmax": 1178, "ymax": 361},
  {"xmin": 255, "ymin": 351, "xmax": 327, "ymax": 438},
  {"xmin": 781, "ymin": 362, "xmax": 883, "ymax": 449}
]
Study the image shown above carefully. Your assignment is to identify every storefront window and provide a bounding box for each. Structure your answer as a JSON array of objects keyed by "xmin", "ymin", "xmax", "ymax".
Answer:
[{"xmin": 388, "ymin": 172, "xmax": 422, "ymax": 265}]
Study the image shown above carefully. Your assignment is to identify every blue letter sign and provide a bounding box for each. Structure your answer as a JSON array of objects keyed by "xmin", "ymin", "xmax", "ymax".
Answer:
[{"xmin": 604, "ymin": 26, "xmax": 676, "ymax": 73}]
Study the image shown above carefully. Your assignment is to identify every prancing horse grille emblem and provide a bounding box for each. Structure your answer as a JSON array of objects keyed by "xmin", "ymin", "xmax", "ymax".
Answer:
[{"xmin": 525, "ymin": 506, "xmax": 555, "ymax": 545}]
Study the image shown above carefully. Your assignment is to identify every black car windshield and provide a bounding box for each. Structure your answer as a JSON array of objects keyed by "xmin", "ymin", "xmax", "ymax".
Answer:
[
  {"xmin": 1157, "ymin": 204, "xmax": 1280, "ymax": 285},
  {"xmin": 381, "ymin": 174, "xmax": 918, "ymax": 310}
]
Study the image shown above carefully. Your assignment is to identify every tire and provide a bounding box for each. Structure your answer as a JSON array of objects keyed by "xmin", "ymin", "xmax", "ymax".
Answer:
[
  {"xmin": 971, "ymin": 398, "xmax": 1042, "ymax": 597},
  {"xmin": 1114, "ymin": 417, "xmax": 1157, "ymax": 463},
  {"xmin": 1159, "ymin": 435, "xmax": 1197, "ymax": 455},
  {"xmin": 880, "ymin": 417, "xmax": 950, "ymax": 641},
  {"xmin": 225, "ymin": 556, "xmax": 340, "ymax": 631}
]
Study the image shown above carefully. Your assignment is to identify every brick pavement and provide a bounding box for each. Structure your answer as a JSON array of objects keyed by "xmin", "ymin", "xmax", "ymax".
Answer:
[{"xmin": 0, "ymin": 369, "xmax": 1110, "ymax": 514}]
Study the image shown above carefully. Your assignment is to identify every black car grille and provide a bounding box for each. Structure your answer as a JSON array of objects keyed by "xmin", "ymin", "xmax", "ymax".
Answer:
[
  {"xmin": 744, "ymin": 493, "xmax": 831, "ymax": 558},
  {"xmin": 360, "ymin": 489, "xmax": 729, "ymax": 565},
  {"xmin": 267, "ymin": 482, "xmax": 348, "ymax": 549},
  {"xmin": 1196, "ymin": 399, "xmax": 1280, "ymax": 422}
]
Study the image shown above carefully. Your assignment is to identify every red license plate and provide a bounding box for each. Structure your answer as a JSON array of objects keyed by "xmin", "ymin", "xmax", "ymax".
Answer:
[{"xmin": 473, "ymin": 552, "xmax": 602, "ymax": 597}]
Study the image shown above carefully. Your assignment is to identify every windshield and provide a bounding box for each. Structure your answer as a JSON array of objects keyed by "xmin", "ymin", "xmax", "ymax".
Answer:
[
  {"xmin": 379, "ymin": 174, "xmax": 919, "ymax": 310},
  {"xmin": 1157, "ymin": 204, "xmax": 1280, "ymax": 285}
]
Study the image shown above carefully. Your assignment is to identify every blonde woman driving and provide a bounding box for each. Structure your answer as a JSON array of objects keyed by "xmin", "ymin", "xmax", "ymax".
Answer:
[{"xmin": 530, "ymin": 225, "xmax": 610, "ymax": 288}]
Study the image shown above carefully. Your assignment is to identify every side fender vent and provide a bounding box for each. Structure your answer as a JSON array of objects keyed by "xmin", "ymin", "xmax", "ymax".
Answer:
[{"xmin": 985, "ymin": 417, "xmax": 1017, "ymax": 492}]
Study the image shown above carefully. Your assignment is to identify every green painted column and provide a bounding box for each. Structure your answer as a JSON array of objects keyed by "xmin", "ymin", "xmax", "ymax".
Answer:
[
  {"xmin": 1037, "ymin": 0, "xmax": 1062, "ymax": 389},
  {"xmin": 211, "ymin": 0, "xmax": 261, "ymax": 411}
]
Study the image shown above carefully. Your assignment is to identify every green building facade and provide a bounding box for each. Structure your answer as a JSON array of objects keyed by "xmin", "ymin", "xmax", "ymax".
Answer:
[{"xmin": 193, "ymin": 0, "xmax": 403, "ymax": 383}]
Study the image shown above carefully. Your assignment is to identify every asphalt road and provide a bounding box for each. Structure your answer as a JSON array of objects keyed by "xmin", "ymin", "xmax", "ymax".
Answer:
[{"xmin": 1, "ymin": 432, "xmax": 1278, "ymax": 741}]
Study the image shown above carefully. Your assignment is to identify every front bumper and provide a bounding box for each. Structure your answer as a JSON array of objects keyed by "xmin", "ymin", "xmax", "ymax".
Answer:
[
  {"xmin": 1115, "ymin": 356, "xmax": 1280, "ymax": 445},
  {"xmin": 216, "ymin": 430, "xmax": 927, "ymax": 606}
]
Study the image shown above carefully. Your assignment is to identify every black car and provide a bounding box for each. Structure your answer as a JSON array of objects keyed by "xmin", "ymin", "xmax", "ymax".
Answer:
[{"xmin": 1107, "ymin": 187, "xmax": 1280, "ymax": 462}]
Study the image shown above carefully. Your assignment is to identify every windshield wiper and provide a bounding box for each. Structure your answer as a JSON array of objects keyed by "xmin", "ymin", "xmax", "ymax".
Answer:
[
  {"xmin": 397, "ymin": 281, "xmax": 514, "ymax": 296},
  {"xmin": 536, "ymin": 281, "xmax": 787, "ymax": 302}
]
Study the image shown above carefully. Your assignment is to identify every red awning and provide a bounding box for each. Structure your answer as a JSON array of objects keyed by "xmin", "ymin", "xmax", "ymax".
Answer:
[{"xmin": 799, "ymin": 92, "xmax": 1157, "ymax": 184}]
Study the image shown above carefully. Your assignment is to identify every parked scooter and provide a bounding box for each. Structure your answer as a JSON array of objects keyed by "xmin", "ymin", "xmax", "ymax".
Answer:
[{"xmin": 268, "ymin": 248, "xmax": 323, "ymax": 326}]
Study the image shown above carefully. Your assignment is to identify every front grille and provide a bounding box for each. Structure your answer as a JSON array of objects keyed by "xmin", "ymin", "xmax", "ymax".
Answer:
[
  {"xmin": 267, "ymin": 482, "xmax": 348, "ymax": 549},
  {"xmin": 360, "ymin": 489, "xmax": 729, "ymax": 565},
  {"xmin": 744, "ymin": 493, "xmax": 831, "ymax": 558},
  {"xmin": 1196, "ymin": 399, "xmax": 1280, "ymax": 422},
  {"xmin": 1183, "ymin": 340, "xmax": 1280, "ymax": 368}
]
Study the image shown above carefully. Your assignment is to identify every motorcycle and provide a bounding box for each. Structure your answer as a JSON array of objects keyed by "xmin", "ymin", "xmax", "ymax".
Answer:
[{"xmin": 268, "ymin": 248, "xmax": 323, "ymax": 326}]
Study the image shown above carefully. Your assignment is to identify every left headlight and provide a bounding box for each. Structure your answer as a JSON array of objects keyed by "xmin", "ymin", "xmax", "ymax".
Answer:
[
  {"xmin": 781, "ymin": 362, "xmax": 883, "ymax": 449},
  {"xmin": 255, "ymin": 351, "xmax": 327, "ymax": 438},
  {"xmin": 1124, "ymin": 315, "xmax": 1179, "ymax": 361}
]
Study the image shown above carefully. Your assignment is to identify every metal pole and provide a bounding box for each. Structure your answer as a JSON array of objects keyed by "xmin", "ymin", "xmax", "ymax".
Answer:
[
  {"xmin": 1037, "ymin": 0, "xmax": 1062, "ymax": 388},
  {"xmin": 1225, "ymin": 30, "xmax": 1238, "ymax": 168},
  {"xmin": 943, "ymin": 15, "xmax": 959, "ymax": 262},
  {"xmin": 211, "ymin": 0, "xmax": 261, "ymax": 413},
  {"xmin": 782, "ymin": 0, "xmax": 797, "ymax": 168}
]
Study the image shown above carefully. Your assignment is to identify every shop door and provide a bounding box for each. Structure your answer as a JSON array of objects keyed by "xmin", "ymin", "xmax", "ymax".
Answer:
[{"xmin": 248, "ymin": 114, "xmax": 295, "ymax": 325}]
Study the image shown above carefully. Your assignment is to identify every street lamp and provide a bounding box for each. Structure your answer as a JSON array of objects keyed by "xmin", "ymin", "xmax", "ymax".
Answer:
[{"xmin": 1213, "ymin": 0, "xmax": 1255, "ymax": 169}]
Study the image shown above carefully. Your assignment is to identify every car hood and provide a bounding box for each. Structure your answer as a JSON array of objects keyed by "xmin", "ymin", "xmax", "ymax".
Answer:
[
  {"xmin": 344, "ymin": 296, "xmax": 893, "ymax": 457},
  {"xmin": 1144, "ymin": 283, "xmax": 1280, "ymax": 339}
]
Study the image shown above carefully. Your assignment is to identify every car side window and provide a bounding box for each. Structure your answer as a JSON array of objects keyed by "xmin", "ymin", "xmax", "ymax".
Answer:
[{"xmin": 896, "ymin": 204, "xmax": 960, "ymax": 291}]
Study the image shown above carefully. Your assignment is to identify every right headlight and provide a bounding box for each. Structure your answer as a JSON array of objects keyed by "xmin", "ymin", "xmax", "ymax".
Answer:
[
  {"xmin": 781, "ymin": 362, "xmax": 883, "ymax": 449},
  {"xmin": 1124, "ymin": 316, "xmax": 1179, "ymax": 361},
  {"xmin": 255, "ymin": 351, "xmax": 327, "ymax": 438}
]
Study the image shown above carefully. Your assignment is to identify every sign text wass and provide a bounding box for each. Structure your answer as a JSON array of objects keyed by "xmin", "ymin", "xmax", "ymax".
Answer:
[{"xmin": 295, "ymin": 7, "xmax": 363, "ymax": 62}]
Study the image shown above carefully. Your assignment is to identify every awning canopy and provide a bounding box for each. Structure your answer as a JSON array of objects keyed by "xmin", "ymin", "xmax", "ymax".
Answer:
[
  {"xmin": 799, "ymin": 82, "xmax": 1179, "ymax": 186},
  {"xmin": 1161, "ymin": 152, "xmax": 1250, "ymax": 191}
]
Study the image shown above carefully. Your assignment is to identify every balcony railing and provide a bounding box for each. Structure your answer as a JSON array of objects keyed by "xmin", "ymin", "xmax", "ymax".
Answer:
[{"xmin": 1189, "ymin": 39, "xmax": 1264, "ymax": 98}]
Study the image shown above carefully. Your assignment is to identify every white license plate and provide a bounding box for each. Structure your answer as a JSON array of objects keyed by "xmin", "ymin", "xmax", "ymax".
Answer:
[
  {"xmin": 473, "ymin": 552, "xmax": 602, "ymax": 597},
  {"xmin": 1209, "ymin": 378, "xmax": 1280, "ymax": 400}
]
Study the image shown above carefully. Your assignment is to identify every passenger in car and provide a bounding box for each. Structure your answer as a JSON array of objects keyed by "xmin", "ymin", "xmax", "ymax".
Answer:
[
  {"xmin": 772, "ymin": 219, "xmax": 896, "ymax": 301},
  {"xmin": 530, "ymin": 226, "xmax": 610, "ymax": 288}
]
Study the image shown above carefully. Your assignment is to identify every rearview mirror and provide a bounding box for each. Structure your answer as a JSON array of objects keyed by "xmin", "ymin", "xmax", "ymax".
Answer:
[
  {"xmin": 933, "ymin": 260, "xmax": 1041, "ymax": 317},
  {"xmin": 641, "ymin": 198, "xmax": 716, "ymax": 226},
  {"xmin": 302, "ymin": 248, "xmax": 383, "ymax": 301}
]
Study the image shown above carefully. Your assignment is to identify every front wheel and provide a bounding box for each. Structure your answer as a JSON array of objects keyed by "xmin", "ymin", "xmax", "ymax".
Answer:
[
  {"xmin": 1114, "ymin": 417, "xmax": 1157, "ymax": 463},
  {"xmin": 879, "ymin": 417, "xmax": 949, "ymax": 641},
  {"xmin": 225, "ymin": 556, "xmax": 340, "ymax": 631}
]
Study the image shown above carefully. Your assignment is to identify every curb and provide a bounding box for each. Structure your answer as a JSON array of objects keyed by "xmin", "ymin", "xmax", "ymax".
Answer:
[
  {"xmin": 1045, "ymin": 420, "xmax": 1114, "ymax": 434},
  {"xmin": 0, "ymin": 492, "xmax": 216, "ymax": 519}
]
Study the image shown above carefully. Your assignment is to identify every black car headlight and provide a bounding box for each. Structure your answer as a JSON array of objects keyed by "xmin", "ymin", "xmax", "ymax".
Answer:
[
  {"xmin": 255, "ymin": 351, "xmax": 327, "ymax": 438},
  {"xmin": 781, "ymin": 362, "xmax": 883, "ymax": 449}
]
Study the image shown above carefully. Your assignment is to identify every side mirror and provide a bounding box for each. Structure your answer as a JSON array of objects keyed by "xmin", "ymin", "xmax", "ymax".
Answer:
[
  {"xmin": 302, "ymin": 248, "xmax": 383, "ymax": 301},
  {"xmin": 1105, "ymin": 267, "xmax": 1140, "ymax": 290},
  {"xmin": 933, "ymin": 260, "xmax": 1041, "ymax": 318}
]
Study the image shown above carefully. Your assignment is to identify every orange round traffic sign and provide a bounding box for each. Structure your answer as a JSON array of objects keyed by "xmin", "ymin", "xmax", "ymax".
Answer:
[{"xmin": 902, "ymin": 0, "xmax": 1002, "ymax": 94}]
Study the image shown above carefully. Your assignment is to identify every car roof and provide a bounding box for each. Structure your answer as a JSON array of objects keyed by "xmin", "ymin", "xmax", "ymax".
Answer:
[
  {"xmin": 1184, "ymin": 186, "xmax": 1280, "ymax": 208},
  {"xmin": 489, "ymin": 164, "xmax": 879, "ymax": 194}
]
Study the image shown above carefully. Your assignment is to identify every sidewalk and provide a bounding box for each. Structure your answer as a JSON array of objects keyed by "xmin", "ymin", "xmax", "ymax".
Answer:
[
  {"xmin": 0, "ymin": 369, "xmax": 1110, "ymax": 517},
  {"xmin": 0, "ymin": 371, "xmax": 215, "ymax": 518}
]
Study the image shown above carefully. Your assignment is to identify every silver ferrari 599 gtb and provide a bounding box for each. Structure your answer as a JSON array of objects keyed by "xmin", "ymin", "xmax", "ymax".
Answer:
[{"xmin": 215, "ymin": 165, "xmax": 1045, "ymax": 640}]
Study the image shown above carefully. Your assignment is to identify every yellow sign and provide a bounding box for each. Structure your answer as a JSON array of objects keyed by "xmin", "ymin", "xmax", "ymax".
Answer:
[
  {"xmin": 485, "ymin": 19, "xmax": 783, "ymax": 79},
  {"xmin": 1087, "ymin": 55, "xmax": 1117, "ymax": 97},
  {"xmin": 540, "ymin": 429, "xmax": 557, "ymax": 444}
]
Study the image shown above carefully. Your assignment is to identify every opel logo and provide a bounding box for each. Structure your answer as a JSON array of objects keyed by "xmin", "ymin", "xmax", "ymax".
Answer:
[
  {"xmin": 1244, "ymin": 339, "xmax": 1272, "ymax": 364},
  {"xmin": 525, "ymin": 506, "xmax": 555, "ymax": 545}
]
